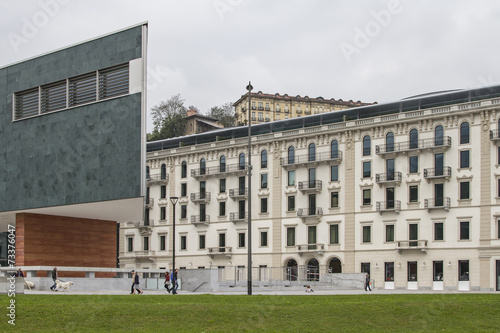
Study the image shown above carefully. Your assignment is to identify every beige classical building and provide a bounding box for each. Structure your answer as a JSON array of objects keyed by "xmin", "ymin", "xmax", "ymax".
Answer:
[
  {"xmin": 121, "ymin": 86, "xmax": 500, "ymax": 291},
  {"xmin": 233, "ymin": 91, "xmax": 374, "ymax": 125}
]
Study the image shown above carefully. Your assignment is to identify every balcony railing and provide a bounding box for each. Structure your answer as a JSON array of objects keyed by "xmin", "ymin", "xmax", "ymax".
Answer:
[
  {"xmin": 229, "ymin": 188, "xmax": 248, "ymax": 199},
  {"xmin": 297, "ymin": 208, "xmax": 323, "ymax": 217},
  {"xmin": 191, "ymin": 215, "xmax": 210, "ymax": 225},
  {"xmin": 134, "ymin": 220, "xmax": 154, "ymax": 227},
  {"xmin": 207, "ymin": 247, "xmax": 232, "ymax": 257},
  {"xmin": 190, "ymin": 192, "xmax": 211, "ymax": 203},
  {"xmin": 490, "ymin": 130, "xmax": 500, "ymax": 142},
  {"xmin": 298, "ymin": 180, "xmax": 322, "ymax": 192},
  {"xmin": 146, "ymin": 174, "xmax": 169, "ymax": 184},
  {"xmin": 280, "ymin": 151, "xmax": 343, "ymax": 168},
  {"xmin": 375, "ymin": 136, "xmax": 452, "ymax": 155},
  {"xmin": 375, "ymin": 172, "xmax": 402, "ymax": 184},
  {"xmin": 376, "ymin": 200, "xmax": 401, "ymax": 213},
  {"xmin": 134, "ymin": 250, "xmax": 156, "ymax": 257},
  {"xmin": 424, "ymin": 167, "xmax": 452, "ymax": 179},
  {"xmin": 191, "ymin": 163, "xmax": 246, "ymax": 178},
  {"xmin": 230, "ymin": 212, "xmax": 247, "ymax": 223},
  {"xmin": 396, "ymin": 240, "xmax": 428, "ymax": 253},
  {"xmin": 145, "ymin": 198, "xmax": 154, "ymax": 208},
  {"xmin": 297, "ymin": 243, "xmax": 325, "ymax": 255},
  {"xmin": 424, "ymin": 197, "xmax": 451, "ymax": 211}
]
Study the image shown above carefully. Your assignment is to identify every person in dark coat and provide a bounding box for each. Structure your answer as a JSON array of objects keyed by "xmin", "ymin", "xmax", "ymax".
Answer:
[
  {"xmin": 50, "ymin": 267, "xmax": 58, "ymax": 291},
  {"xmin": 365, "ymin": 273, "xmax": 372, "ymax": 291}
]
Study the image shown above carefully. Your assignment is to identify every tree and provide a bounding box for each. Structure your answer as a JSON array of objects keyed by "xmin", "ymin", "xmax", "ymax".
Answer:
[
  {"xmin": 206, "ymin": 102, "xmax": 235, "ymax": 128},
  {"xmin": 149, "ymin": 94, "xmax": 188, "ymax": 141}
]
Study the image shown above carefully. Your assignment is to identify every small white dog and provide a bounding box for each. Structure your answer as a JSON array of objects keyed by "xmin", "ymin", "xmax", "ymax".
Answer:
[
  {"xmin": 55, "ymin": 279, "xmax": 74, "ymax": 291},
  {"xmin": 24, "ymin": 280, "xmax": 35, "ymax": 290}
]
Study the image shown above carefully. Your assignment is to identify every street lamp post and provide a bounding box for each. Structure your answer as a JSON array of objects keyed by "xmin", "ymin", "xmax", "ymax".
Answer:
[
  {"xmin": 170, "ymin": 196, "xmax": 178, "ymax": 294},
  {"xmin": 246, "ymin": 81, "xmax": 253, "ymax": 296}
]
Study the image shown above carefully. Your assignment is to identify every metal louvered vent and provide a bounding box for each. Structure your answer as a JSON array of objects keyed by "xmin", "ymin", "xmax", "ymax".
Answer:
[
  {"xmin": 99, "ymin": 63, "xmax": 129, "ymax": 100},
  {"xmin": 69, "ymin": 72, "xmax": 96, "ymax": 106},
  {"xmin": 15, "ymin": 88, "xmax": 39, "ymax": 119},
  {"xmin": 41, "ymin": 80, "xmax": 66, "ymax": 113}
]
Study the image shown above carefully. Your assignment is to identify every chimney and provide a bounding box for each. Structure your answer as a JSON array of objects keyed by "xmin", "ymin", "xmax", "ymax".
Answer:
[{"xmin": 187, "ymin": 109, "xmax": 197, "ymax": 117}]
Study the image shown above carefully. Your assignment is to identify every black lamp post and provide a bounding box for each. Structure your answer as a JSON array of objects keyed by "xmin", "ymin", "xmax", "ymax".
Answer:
[
  {"xmin": 170, "ymin": 196, "xmax": 178, "ymax": 293},
  {"xmin": 246, "ymin": 81, "xmax": 253, "ymax": 296}
]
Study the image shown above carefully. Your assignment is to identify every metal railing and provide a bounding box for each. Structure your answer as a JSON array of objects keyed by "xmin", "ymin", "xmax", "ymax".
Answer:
[
  {"xmin": 424, "ymin": 197, "xmax": 451, "ymax": 210},
  {"xmin": 424, "ymin": 167, "xmax": 452, "ymax": 179},
  {"xmin": 230, "ymin": 212, "xmax": 247, "ymax": 222},
  {"xmin": 229, "ymin": 188, "xmax": 248, "ymax": 198},
  {"xmin": 375, "ymin": 172, "xmax": 402, "ymax": 183},
  {"xmin": 376, "ymin": 136, "xmax": 452, "ymax": 154},
  {"xmin": 191, "ymin": 215, "xmax": 210, "ymax": 225},
  {"xmin": 190, "ymin": 192, "xmax": 211, "ymax": 202},
  {"xmin": 191, "ymin": 163, "xmax": 247, "ymax": 177},
  {"xmin": 280, "ymin": 151, "xmax": 343, "ymax": 167},
  {"xmin": 376, "ymin": 200, "xmax": 401, "ymax": 212},
  {"xmin": 297, "ymin": 207, "xmax": 323, "ymax": 217},
  {"xmin": 298, "ymin": 180, "xmax": 322, "ymax": 191},
  {"xmin": 146, "ymin": 174, "xmax": 169, "ymax": 183}
]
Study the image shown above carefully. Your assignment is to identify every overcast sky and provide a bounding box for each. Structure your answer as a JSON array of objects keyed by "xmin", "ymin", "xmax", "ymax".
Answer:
[{"xmin": 1, "ymin": 0, "xmax": 500, "ymax": 132}]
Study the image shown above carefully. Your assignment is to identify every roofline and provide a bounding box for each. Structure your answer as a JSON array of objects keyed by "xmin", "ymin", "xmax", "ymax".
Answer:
[
  {"xmin": 0, "ymin": 22, "xmax": 148, "ymax": 70},
  {"xmin": 233, "ymin": 91, "xmax": 374, "ymax": 106}
]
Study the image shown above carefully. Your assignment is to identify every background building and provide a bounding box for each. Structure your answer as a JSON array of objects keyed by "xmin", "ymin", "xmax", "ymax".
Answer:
[
  {"xmin": 124, "ymin": 86, "xmax": 500, "ymax": 291},
  {"xmin": 0, "ymin": 24, "xmax": 148, "ymax": 274},
  {"xmin": 234, "ymin": 91, "xmax": 374, "ymax": 125}
]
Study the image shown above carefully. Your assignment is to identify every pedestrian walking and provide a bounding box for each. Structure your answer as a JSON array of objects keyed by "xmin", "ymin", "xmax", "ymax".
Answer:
[
  {"xmin": 365, "ymin": 273, "xmax": 372, "ymax": 291},
  {"xmin": 164, "ymin": 271, "xmax": 172, "ymax": 294},
  {"xmin": 131, "ymin": 270, "xmax": 143, "ymax": 294},
  {"xmin": 50, "ymin": 267, "xmax": 58, "ymax": 291},
  {"xmin": 172, "ymin": 268, "xmax": 179, "ymax": 294}
]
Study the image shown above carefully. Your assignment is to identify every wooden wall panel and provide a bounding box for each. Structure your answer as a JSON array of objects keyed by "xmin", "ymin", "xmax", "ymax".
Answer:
[{"xmin": 16, "ymin": 213, "xmax": 117, "ymax": 278}]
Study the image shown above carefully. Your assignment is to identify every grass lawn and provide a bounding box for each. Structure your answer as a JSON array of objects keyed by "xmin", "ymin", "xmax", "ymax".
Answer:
[{"xmin": 2, "ymin": 294, "xmax": 499, "ymax": 332}]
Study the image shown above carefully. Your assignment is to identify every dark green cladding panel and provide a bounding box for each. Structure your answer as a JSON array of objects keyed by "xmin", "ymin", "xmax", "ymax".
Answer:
[{"xmin": 0, "ymin": 25, "xmax": 144, "ymax": 212}]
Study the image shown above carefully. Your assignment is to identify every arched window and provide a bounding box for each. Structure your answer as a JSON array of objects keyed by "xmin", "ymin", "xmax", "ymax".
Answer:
[
  {"xmin": 329, "ymin": 258, "xmax": 342, "ymax": 273},
  {"xmin": 435, "ymin": 125, "xmax": 444, "ymax": 146},
  {"xmin": 308, "ymin": 143, "xmax": 316, "ymax": 162},
  {"xmin": 288, "ymin": 146, "xmax": 295, "ymax": 164},
  {"xmin": 146, "ymin": 166, "xmax": 150, "ymax": 179},
  {"xmin": 363, "ymin": 135, "xmax": 371, "ymax": 156},
  {"xmin": 460, "ymin": 122, "xmax": 469, "ymax": 144},
  {"xmin": 331, "ymin": 140, "xmax": 339, "ymax": 159},
  {"xmin": 386, "ymin": 132, "xmax": 394, "ymax": 152},
  {"xmin": 261, "ymin": 150, "xmax": 268, "ymax": 169},
  {"xmin": 239, "ymin": 153, "xmax": 245, "ymax": 170},
  {"xmin": 409, "ymin": 129, "xmax": 418, "ymax": 149},
  {"xmin": 181, "ymin": 161, "xmax": 187, "ymax": 178},
  {"xmin": 200, "ymin": 158, "xmax": 206, "ymax": 175},
  {"xmin": 161, "ymin": 164, "xmax": 167, "ymax": 180},
  {"xmin": 220, "ymin": 155, "xmax": 226, "ymax": 173}
]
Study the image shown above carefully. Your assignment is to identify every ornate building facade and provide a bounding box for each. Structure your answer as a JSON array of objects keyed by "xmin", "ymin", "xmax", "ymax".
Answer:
[
  {"xmin": 120, "ymin": 86, "xmax": 500, "ymax": 291},
  {"xmin": 233, "ymin": 91, "xmax": 374, "ymax": 125}
]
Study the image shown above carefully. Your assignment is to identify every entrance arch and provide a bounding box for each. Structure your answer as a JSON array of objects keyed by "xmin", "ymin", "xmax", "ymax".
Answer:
[
  {"xmin": 285, "ymin": 259, "xmax": 298, "ymax": 281},
  {"xmin": 307, "ymin": 258, "xmax": 319, "ymax": 281},
  {"xmin": 328, "ymin": 257, "xmax": 342, "ymax": 273}
]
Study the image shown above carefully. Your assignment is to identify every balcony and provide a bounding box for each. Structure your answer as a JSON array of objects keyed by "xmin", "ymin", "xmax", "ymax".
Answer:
[
  {"xmin": 375, "ymin": 136, "xmax": 452, "ymax": 156},
  {"xmin": 490, "ymin": 130, "xmax": 500, "ymax": 143},
  {"xmin": 134, "ymin": 250, "xmax": 156, "ymax": 258},
  {"xmin": 134, "ymin": 220, "xmax": 154, "ymax": 228},
  {"xmin": 396, "ymin": 240, "xmax": 428, "ymax": 253},
  {"xmin": 229, "ymin": 188, "xmax": 247, "ymax": 199},
  {"xmin": 146, "ymin": 174, "xmax": 168, "ymax": 184},
  {"xmin": 258, "ymin": 106, "xmax": 264, "ymax": 111},
  {"xmin": 424, "ymin": 197, "xmax": 451, "ymax": 211},
  {"xmin": 145, "ymin": 198, "xmax": 154, "ymax": 209},
  {"xmin": 207, "ymin": 247, "xmax": 232, "ymax": 258},
  {"xmin": 297, "ymin": 243, "xmax": 325, "ymax": 256},
  {"xmin": 375, "ymin": 172, "xmax": 402, "ymax": 186},
  {"xmin": 424, "ymin": 167, "xmax": 452, "ymax": 181},
  {"xmin": 191, "ymin": 215, "xmax": 210, "ymax": 225},
  {"xmin": 298, "ymin": 180, "xmax": 322, "ymax": 192},
  {"xmin": 280, "ymin": 151, "xmax": 343, "ymax": 169},
  {"xmin": 191, "ymin": 163, "xmax": 246, "ymax": 178},
  {"xmin": 265, "ymin": 117, "xmax": 270, "ymax": 122},
  {"xmin": 230, "ymin": 212, "xmax": 247, "ymax": 223},
  {"xmin": 376, "ymin": 200, "xmax": 401, "ymax": 214},
  {"xmin": 297, "ymin": 208, "xmax": 322, "ymax": 224},
  {"xmin": 190, "ymin": 192, "xmax": 211, "ymax": 203}
]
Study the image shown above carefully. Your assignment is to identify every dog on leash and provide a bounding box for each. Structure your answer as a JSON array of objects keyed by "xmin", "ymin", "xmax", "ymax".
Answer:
[
  {"xmin": 24, "ymin": 280, "xmax": 35, "ymax": 290},
  {"xmin": 55, "ymin": 279, "xmax": 74, "ymax": 291}
]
